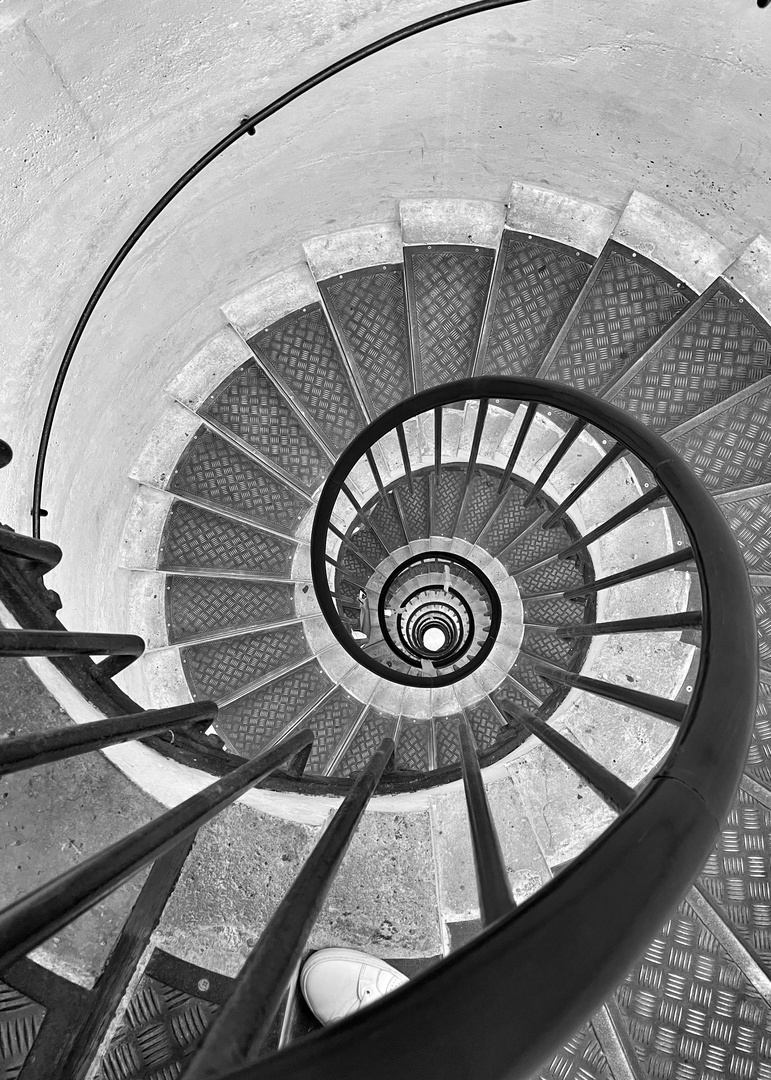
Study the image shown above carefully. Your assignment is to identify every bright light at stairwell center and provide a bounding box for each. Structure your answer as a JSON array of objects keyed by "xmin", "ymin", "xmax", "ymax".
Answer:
[{"xmin": 423, "ymin": 625, "xmax": 449, "ymax": 652}]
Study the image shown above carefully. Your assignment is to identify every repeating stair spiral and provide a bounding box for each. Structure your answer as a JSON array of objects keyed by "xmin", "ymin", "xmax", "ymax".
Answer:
[{"xmin": 87, "ymin": 188, "xmax": 771, "ymax": 1080}]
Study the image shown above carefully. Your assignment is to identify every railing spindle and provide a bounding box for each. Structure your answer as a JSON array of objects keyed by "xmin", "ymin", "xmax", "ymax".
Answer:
[
  {"xmin": 184, "ymin": 739, "xmax": 395, "ymax": 1078},
  {"xmin": 396, "ymin": 423, "xmax": 414, "ymax": 492},
  {"xmin": 365, "ymin": 449, "xmax": 386, "ymax": 499},
  {"xmin": 434, "ymin": 406, "xmax": 443, "ymax": 482},
  {"xmin": 556, "ymin": 487, "xmax": 665, "ymax": 560},
  {"xmin": 541, "ymin": 443, "xmax": 625, "ymax": 528},
  {"xmin": 458, "ymin": 718, "xmax": 514, "ymax": 926},
  {"xmin": 340, "ymin": 483, "xmax": 391, "ymax": 553},
  {"xmin": 524, "ymin": 652, "xmax": 687, "ymax": 724},
  {"xmin": 0, "ymin": 702, "xmax": 218, "ymax": 776},
  {"xmin": 324, "ymin": 554, "xmax": 367, "ymax": 589},
  {"xmin": 0, "ymin": 628, "xmax": 144, "ymax": 677},
  {"xmin": 503, "ymin": 708, "xmax": 635, "ymax": 813},
  {"xmin": 328, "ymin": 522, "xmax": 378, "ymax": 573},
  {"xmin": 555, "ymin": 611, "xmax": 702, "ymax": 638},
  {"xmin": 466, "ymin": 397, "xmax": 489, "ymax": 483},
  {"xmin": 0, "ymin": 728, "xmax": 315, "ymax": 969},
  {"xmin": 523, "ymin": 419, "xmax": 586, "ymax": 508},
  {"xmin": 561, "ymin": 547, "xmax": 695, "ymax": 598},
  {"xmin": 498, "ymin": 401, "xmax": 536, "ymax": 493}
]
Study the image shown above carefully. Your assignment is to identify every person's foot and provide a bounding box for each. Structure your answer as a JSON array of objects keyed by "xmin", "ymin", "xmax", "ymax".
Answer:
[{"xmin": 300, "ymin": 947, "xmax": 409, "ymax": 1026}]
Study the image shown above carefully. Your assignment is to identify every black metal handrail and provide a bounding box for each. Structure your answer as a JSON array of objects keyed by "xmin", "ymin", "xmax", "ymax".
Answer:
[
  {"xmin": 244, "ymin": 375, "xmax": 757, "ymax": 1079},
  {"xmin": 29, "ymin": 0, "xmax": 537, "ymax": 540}
]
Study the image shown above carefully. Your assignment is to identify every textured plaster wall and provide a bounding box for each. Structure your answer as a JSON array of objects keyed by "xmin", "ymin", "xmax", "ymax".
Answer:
[{"xmin": 0, "ymin": 0, "xmax": 770, "ymax": 644}]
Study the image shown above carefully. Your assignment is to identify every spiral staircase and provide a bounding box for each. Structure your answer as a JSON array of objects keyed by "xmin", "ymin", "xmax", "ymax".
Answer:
[{"xmin": 2, "ymin": 178, "xmax": 771, "ymax": 1080}]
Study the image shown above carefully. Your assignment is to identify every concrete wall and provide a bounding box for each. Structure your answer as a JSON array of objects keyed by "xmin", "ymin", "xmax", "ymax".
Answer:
[{"xmin": 1, "ymin": 0, "xmax": 770, "ymax": 642}]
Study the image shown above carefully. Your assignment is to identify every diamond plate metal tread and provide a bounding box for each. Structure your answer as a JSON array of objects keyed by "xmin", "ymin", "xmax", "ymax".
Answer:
[
  {"xmin": 98, "ymin": 972, "xmax": 217, "ymax": 1080},
  {"xmin": 335, "ymin": 546, "xmax": 371, "ymax": 597},
  {"xmin": 516, "ymin": 556, "xmax": 587, "ymax": 598},
  {"xmin": 159, "ymin": 501, "xmax": 296, "ymax": 576},
  {"xmin": 248, "ymin": 304, "xmax": 366, "ymax": 454},
  {"xmin": 0, "ymin": 979, "xmax": 45, "ymax": 1080},
  {"xmin": 483, "ymin": 234, "xmax": 595, "ymax": 378},
  {"xmin": 369, "ymin": 493, "xmax": 408, "ymax": 550},
  {"xmin": 753, "ymin": 584, "xmax": 771, "ymax": 670},
  {"xmin": 667, "ymin": 384, "xmax": 771, "ymax": 493},
  {"xmin": 489, "ymin": 683, "xmax": 538, "ymax": 736},
  {"xmin": 180, "ymin": 624, "xmax": 309, "ymax": 701},
  {"xmin": 166, "ymin": 576, "xmax": 296, "ymax": 644},
  {"xmin": 699, "ymin": 787, "xmax": 771, "ymax": 971},
  {"xmin": 547, "ymin": 245, "xmax": 693, "ymax": 394},
  {"xmin": 523, "ymin": 596, "xmax": 586, "ymax": 628},
  {"xmin": 321, "ymin": 266, "xmax": 413, "ymax": 416},
  {"xmin": 614, "ymin": 897, "xmax": 771, "ymax": 1080},
  {"xmin": 719, "ymin": 497, "xmax": 771, "ymax": 573},
  {"xmin": 434, "ymin": 714, "xmax": 462, "ymax": 768},
  {"xmin": 746, "ymin": 679, "xmax": 771, "ymax": 790},
  {"xmin": 479, "ymin": 484, "xmax": 545, "ymax": 556},
  {"xmin": 168, "ymin": 427, "xmax": 308, "ymax": 533},
  {"xmin": 457, "ymin": 469, "xmax": 503, "ymax": 542},
  {"xmin": 201, "ymin": 360, "xmax": 330, "ymax": 492},
  {"xmin": 521, "ymin": 626, "xmax": 580, "ymax": 670},
  {"xmin": 509, "ymin": 652, "xmax": 556, "ymax": 700},
  {"xmin": 534, "ymin": 1021, "xmax": 614, "ymax": 1080},
  {"xmin": 396, "ymin": 720, "xmax": 431, "ymax": 772},
  {"xmin": 217, "ymin": 661, "xmax": 333, "ymax": 758},
  {"xmin": 432, "ymin": 471, "xmax": 467, "ymax": 538},
  {"xmin": 406, "ymin": 246, "xmax": 494, "ymax": 388},
  {"xmin": 341, "ymin": 522, "xmax": 389, "ymax": 567},
  {"xmin": 396, "ymin": 473, "xmax": 431, "ymax": 541},
  {"xmin": 464, "ymin": 697, "xmax": 507, "ymax": 753},
  {"xmin": 334, "ymin": 707, "xmax": 399, "ymax": 777},
  {"xmin": 304, "ymin": 686, "xmax": 365, "ymax": 775},
  {"xmin": 501, "ymin": 520, "xmax": 574, "ymax": 577},
  {"xmin": 611, "ymin": 282, "xmax": 771, "ymax": 432}
]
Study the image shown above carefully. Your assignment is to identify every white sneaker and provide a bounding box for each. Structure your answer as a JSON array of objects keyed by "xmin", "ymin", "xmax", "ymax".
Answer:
[{"xmin": 300, "ymin": 947, "xmax": 409, "ymax": 1026}]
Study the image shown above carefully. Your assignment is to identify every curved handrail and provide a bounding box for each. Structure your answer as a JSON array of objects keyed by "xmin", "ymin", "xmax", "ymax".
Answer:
[
  {"xmin": 248, "ymin": 375, "xmax": 757, "ymax": 1080},
  {"xmin": 30, "ymin": 0, "xmax": 536, "ymax": 539}
]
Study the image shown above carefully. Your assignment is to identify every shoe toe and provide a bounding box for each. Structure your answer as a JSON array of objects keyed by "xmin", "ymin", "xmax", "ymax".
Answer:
[
  {"xmin": 301, "ymin": 953, "xmax": 363, "ymax": 1025},
  {"xmin": 300, "ymin": 948, "xmax": 409, "ymax": 1027}
]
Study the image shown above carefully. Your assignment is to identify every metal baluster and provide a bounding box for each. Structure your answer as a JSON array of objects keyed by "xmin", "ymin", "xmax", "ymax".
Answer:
[
  {"xmin": 562, "ymin": 548, "xmax": 695, "ymax": 598},
  {"xmin": 0, "ymin": 701, "xmax": 218, "ymax": 776},
  {"xmin": 524, "ymin": 652, "xmax": 686, "ymax": 724},
  {"xmin": 365, "ymin": 449, "xmax": 386, "ymax": 499},
  {"xmin": 184, "ymin": 739, "xmax": 395, "ymax": 1078},
  {"xmin": 434, "ymin": 406, "xmax": 443, "ymax": 483},
  {"xmin": 340, "ymin": 483, "xmax": 391, "ymax": 553},
  {"xmin": 555, "ymin": 611, "xmax": 702, "ymax": 638},
  {"xmin": 324, "ymin": 554, "xmax": 368, "ymax": 589},
  {"xmin": 396, "ymin": 423, "xmax": 413, "ymax": 492},
  {"xmin": 503, "ymin": 708, "xmax": 636, "ymax": 813},
  {"xmin": 541, "ymin": 443, "xmax": 625, "ymax": 529},
  {"xmin": 466, "ymin": 397, "xmax": 489, "ymax": 483},
  {"xmin": 457, "ymin": 718, "xmax": 513, "ymax": 925},
  {"xmin": 498, "ymin": 401, "xmax": 537, "ymax": 493},
  {"xmin": 328, "ymin": 522, "xmax": 378, "ymax": 573},
  {"xmin": 0, "ymin": 628, "xmax": 144, "ymax": 678},
  {"xmin": 523, "ymin": 419, "xmax": 586, "ymax": 508},
  {"xmin": 556, "ymin": 487, "xmax": 665, "ymax": 560}
]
